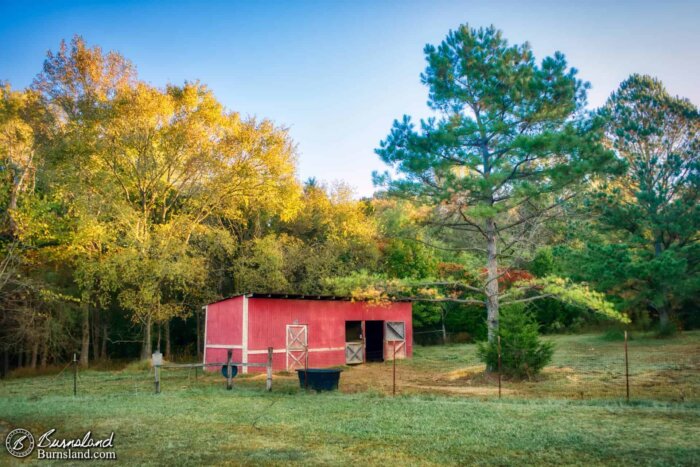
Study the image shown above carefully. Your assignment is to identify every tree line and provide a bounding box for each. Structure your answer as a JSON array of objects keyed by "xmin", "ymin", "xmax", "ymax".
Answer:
[{"xmin": 1, "ymin": 26, "xmax": 697, "ymax": 373}]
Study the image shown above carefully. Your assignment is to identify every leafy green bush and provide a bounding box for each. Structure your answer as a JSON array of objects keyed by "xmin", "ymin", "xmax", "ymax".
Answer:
[{"xmin": 477, "ymin": 306, "xmax": 554, "ymax": 379}]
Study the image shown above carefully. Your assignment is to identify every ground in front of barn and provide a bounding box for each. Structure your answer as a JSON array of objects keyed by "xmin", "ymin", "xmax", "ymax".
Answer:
[{"xmin": 0, "ymin": 332, "xmax": 698, "ymax": 465}]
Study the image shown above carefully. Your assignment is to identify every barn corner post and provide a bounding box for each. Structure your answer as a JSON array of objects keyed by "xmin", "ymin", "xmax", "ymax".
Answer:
[
  {"xmin": 304, "ymin": 345, "xmax": 309, "ymax": 391},
  {"xmin": 242, "ymin": 295, "xmax": 249, "ymax": 375},
  {"xmin": 201, "ymin": 305, "xmax": 208, "ymax": 364}
]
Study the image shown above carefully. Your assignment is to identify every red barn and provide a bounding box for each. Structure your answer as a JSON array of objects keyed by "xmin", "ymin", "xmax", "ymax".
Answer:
[{"xmin": 203, "ymin": 293, "xmax": 412, "ymax": 373}]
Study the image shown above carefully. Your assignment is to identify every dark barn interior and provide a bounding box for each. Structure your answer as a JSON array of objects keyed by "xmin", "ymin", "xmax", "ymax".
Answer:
[{"xmin": 364, "ymin": 320, "xmax": 384, "ymax": 362}]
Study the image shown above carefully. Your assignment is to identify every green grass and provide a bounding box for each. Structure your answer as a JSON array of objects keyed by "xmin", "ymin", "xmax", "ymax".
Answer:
[
  {"xmin": 1, "ymin": 332, "xmax": 699, "ymax": 465},
  {"xmin": 1, "ymin": 386, "xmax": 698, "ymax": 465}
]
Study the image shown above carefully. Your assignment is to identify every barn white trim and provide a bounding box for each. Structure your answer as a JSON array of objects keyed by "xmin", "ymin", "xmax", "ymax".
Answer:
[
  {"xmin": 308, "ymin": 347, "xmax": 345, "ymax": 352},
  {"xmin": 242, "ymin": 295, "xmax": 249, "ymax": 374},
  {"xmin": 205, "ymin": 344, "xmax": 244, "ymax": 349},
  {"xmin": 246, "ymin": 347, "xmax": 344, "ymax": 355},
  {"xmin": 247, "ymin": 348, "xmax": 286, "ymax": 355}
]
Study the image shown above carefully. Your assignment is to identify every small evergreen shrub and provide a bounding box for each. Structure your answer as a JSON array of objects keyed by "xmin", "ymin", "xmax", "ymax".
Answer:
[
  {"xmin": 122, "ymin": 359, "xmax": 153, "ymax": 372},
  {"xmin": 656, "ymin": 320, "xmax": 679, "ymax": 338},
  {"xmin": 600, "ymin": 327, "xmax": 627, "ymax": 341},
  {"xmin": 477, "ymin": 305, "xmax": 554, "ymax": 379}
]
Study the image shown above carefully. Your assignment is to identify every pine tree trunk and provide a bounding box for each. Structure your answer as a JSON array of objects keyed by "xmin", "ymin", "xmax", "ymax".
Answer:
[
  {"xmin": 141, "ymin": 316, "xmax": 152, "ymax": 360},
  {"xmin": 17, "ymin": 344, "xmax": 23, "ymax": 368},
  {"xmin": 654, "ymin": 238, "xmax": 663, "ymax": 257},
  {"xmin": 80, "ymin": 301, "xmax": 90, "ymax": 368},
  {"xmin": 164, "ymin": 320, "xmax": 171, "ymax": 359},
  {"xmin": 2, "ymin": 350, "xmax": 8, "ymax": 378},
  {"xmin": 485, "ymin": 217, "xmax": 500, "ymax": 344},
  {"xmin": 653, "ymin": 237, "xmax": 671, "ymax": 329},
  {"xmin": 441, "ymin": 306, "xmax": 447, "ymax": 345}
]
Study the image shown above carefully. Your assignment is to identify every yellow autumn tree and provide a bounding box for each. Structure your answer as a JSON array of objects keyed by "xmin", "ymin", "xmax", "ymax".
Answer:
[{"xmin": 35, "ymin": 37, "xmax": 301, "ymax": 359}]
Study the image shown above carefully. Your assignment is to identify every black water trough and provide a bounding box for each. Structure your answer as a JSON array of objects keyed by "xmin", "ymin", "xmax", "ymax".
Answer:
[{"xmin": 296, "ymin": 368, "xmax": 343, "ymax": 391}]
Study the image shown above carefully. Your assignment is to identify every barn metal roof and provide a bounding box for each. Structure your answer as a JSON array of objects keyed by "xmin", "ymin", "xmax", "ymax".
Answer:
[{"xmin": 205, "ymin": 293, "xmax": 410, "ymax": 306}]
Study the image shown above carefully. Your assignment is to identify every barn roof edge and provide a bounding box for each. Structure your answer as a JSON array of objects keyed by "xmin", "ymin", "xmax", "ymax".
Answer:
[{"xmin": 205, "ymin": 293, "xmax": 411, "ymax": 306}]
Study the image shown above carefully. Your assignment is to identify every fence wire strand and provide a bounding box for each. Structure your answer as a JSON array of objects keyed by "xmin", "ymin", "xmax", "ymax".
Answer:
[{"xmin": 7, "ymin": 333, "xmax": 697, "ymax": 403}]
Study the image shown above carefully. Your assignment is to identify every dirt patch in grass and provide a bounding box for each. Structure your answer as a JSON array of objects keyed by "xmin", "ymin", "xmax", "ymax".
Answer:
[
  {"xmin": 444, "ymin": 365, "xmax": 486, "ymax": 381},
  {"xmin": 402, "ymin": 383, "xmax": 514, "ymax": 396}
]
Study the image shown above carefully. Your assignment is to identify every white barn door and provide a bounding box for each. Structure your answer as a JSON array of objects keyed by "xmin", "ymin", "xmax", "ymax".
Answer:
[
  {"xmin": 286, "ymin": 324, "xmax": 308, "ymax": 370},
  {"xmin": 384, "ymin": 321, "xmax": 406, "ymax": 360}
]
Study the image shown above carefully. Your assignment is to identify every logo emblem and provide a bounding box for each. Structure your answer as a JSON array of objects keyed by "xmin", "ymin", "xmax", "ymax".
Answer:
[{"xmin": 5, "ymin": 428, "xmax": 35, "ymax": 458}]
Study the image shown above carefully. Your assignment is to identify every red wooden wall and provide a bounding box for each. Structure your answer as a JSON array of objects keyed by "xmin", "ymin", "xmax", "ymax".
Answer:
[
  {"xmin": 203, "ymin": 295, "xmax": 243, "ymax": 371},
  {"xmin": 203, "ymin": 295, "xmax": 412, "ymax": 372}
]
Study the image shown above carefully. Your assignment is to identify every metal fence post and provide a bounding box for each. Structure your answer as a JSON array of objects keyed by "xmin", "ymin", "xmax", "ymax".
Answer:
[
  {"xmin": 497, "ymin": 335, "xmax": 502, "ymax": 399},
  {"xmin": 226, "ymin": 349, "xmax": 233, "ymax": 390},
  {"xmin": 73, "ymin": 353, "xmax": 77, "ymax": 396},
  {"xmin": 624, "ymin": 330, "xmax": 630, "ymax": 402}
]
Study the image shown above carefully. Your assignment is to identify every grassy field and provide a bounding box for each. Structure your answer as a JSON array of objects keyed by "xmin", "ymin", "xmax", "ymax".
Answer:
[
  {"xmin": 390, "ymin": 331, "xmax": 700, "ymax": 401},
  {"xmin": 0, "ymin": 332, "xmax": 698, "ymax": 465}
]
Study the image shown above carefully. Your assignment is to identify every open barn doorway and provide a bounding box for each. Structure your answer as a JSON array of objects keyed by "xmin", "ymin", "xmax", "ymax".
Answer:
[{"xmin": 365, "ymin": 320, "xmax": 384, "ymax": 362}]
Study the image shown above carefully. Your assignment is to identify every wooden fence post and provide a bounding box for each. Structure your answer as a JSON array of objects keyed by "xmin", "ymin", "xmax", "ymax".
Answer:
[
  {"xmin": 266, "ymin": 347, "xmax": 273, "ymax": 392},
  {"xmin": 497, "ymin": 335, "xmax": 502, "ymax": 399},
  {"xmin": 226, "ymin": 349, "xmax": 233, "ymax": 391},
  {"xmin": 73, "ymin": 353, "xmax": 77, "ymax": 396},
  {"xmin": 154, "ymin": 365, "xmax": 160, "ymax": 394},
  {"xmin": 624, "ymin": 330, "xmax": 629, "ymax": 402}
]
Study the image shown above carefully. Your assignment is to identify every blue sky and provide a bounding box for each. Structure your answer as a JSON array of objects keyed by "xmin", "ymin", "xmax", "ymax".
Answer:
[{"xmin": 2, "ymin": 0, "xmax": 698, "ymax": 197}]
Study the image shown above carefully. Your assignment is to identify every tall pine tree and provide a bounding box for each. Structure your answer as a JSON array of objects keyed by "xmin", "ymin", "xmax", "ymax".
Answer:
[
  {"xmin": 375, "ymin": 25, "xmax": 615, "ymax": 342},
  {"xmin": 595, "ymin": 75, "xmax": 699, "ymax": 329}
]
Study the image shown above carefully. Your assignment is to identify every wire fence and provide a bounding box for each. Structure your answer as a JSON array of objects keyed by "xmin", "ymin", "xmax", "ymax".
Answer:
[
  {"xmin": 526, "ymin": 332, "xmax": 699, "ymax": 402},
  {"xmin": 386, "ymin": 330, "xmax": 699, "ymax": 402},
  {"xmin": 2, "ymin": 331, "xmax": 698, "ymax": 403}
]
